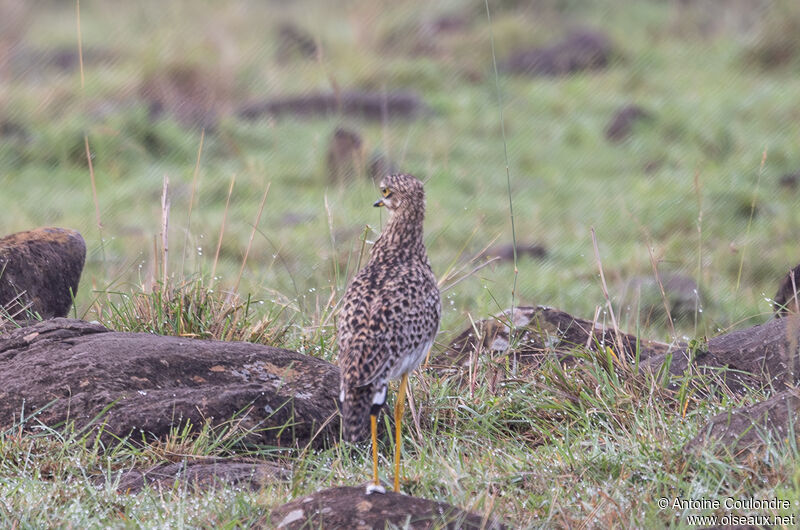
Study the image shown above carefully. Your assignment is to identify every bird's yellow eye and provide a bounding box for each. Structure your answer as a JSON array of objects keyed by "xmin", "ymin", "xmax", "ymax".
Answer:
[{"xmin": 382, "ymin": 187, "xmax": 392, "ymax": 198}]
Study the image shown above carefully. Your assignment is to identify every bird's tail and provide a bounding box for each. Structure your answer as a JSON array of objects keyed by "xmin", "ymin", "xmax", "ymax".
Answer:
[{"xmin": 340, "ymin": 383, "xmax": 376, "ymax": 443}]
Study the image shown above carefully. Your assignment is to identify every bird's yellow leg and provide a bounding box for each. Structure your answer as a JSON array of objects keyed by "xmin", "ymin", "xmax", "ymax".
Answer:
[
  {"xmin": 371, "ymin": 414, "xmax": 380, "ymax": 487},
  {"xmin": 393, "ymin": 373, "xmax": 408, "ymax": 492}
]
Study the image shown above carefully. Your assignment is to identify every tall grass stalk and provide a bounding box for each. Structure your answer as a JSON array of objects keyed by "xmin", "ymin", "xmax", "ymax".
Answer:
[
  {"xmin": 736, "ymin": 148, "xmax": 767, "ymax": 291},
  {"xmin": 484, "ymin": 0, "xmax": 519, "ymax": 316}
]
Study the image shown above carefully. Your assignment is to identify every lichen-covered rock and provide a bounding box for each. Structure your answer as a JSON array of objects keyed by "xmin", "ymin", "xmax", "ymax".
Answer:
[
  {"xmin": 0, "ymin": 318, "xmax": 341, "ymax": 448},
  {"xmin": 0, "ymin": 227, "xmax": 85, "ymax": 319},
  {"xmin": 267, "ymin": 486, "xmax": 507, "ymax": 529}
]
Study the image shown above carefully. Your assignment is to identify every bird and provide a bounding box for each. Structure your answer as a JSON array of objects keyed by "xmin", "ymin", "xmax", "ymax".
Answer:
[{"xmin": 337, "ymin": 173, "xmax": 441, "ymax": 494}]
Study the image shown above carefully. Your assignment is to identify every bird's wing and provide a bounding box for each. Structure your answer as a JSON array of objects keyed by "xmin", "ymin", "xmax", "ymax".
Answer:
[
  {"xmin": 338, "ymin": 273, "xmax": 439, "ymax": 389},
  {"xmin": 337, "ymin": 277, "xmax": 391, "ymax": 389}
]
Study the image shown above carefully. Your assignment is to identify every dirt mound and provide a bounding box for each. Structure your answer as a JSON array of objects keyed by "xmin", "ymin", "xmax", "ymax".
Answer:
[
  {"xmin": 0, "ymin": 319, "xmax": 341, "ymax": 448},
  {"xmin": 267, "ymin": 486, "xmax": 506, "ymax": 529}
]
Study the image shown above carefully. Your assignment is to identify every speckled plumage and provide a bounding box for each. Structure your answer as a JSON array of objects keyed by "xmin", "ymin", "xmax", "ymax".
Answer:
[{"xmin": 338, "ymin": 174, "xmax": 441, "ymax": 443}]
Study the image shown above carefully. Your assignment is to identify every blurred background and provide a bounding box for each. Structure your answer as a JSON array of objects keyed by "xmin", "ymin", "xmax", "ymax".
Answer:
[{"xmin": 1, "ymin": 0, "xmax": 799, "ymax": 343}]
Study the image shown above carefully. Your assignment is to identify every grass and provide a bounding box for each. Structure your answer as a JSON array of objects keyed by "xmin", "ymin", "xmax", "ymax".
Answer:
[{"xmin": 2, "ymin": 0, "xmax": 800, "ymax": 527}]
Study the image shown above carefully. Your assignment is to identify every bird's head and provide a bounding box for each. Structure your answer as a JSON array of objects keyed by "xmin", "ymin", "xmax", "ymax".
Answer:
[{"xmin": 373, "ymin": 173, "xmax": 425, "ymax": 213}]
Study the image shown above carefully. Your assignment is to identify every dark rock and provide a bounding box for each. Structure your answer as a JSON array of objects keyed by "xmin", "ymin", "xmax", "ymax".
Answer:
[
  {"xmin": 686, "ymin": 390, "xmax": 800, "ymax": 455},
  {"xmin": 437, "ymin": 306, "xmax": 674, "ymax": 376},
  {"xmin": 0, "ymin": 120, "xmax": 30, "ymax": 143},
  {"xmin": 485, "ymin": 243, "xmax": 547, "ymax": 263},
  {"xmin": 7, "ymin": 46, "xmax": 117, "ymax": 75},
  {"xmin": 112, "ymin": 457, "xmax": 288, "ymax": 493},
  {"xmin": 238, "ymin": 91, "xmax": 427, "ymax": 121},
  {"xmin": 774, "ymin": 264, "xmax": 800, "ymax": 316},
  {"xmin": 0, "ymin": 318, "xmax": 341, "ymax": 448},
  {"xmin": 367, "ymin": 151, "xmax": 396, "ymax": 182},
  {"xmin": 503, "ymin": 29, "xmax": 613, "ymax": 77},
  {"xmin": 326, "ymin": 127, "xmax": 364, "ymax": 184},
  {"xmin": 0, "ymin": 227, "xmax": 85, "ymax": 320},
  {"xmin": 778, "ymin": 172, "xmax": 799, "ymax": 191},
  {"xmin": 276, "ymin": 23, "xmax": 318, "ymax": 62},
  {"xmin": 267, "ymin": 486, "xmax": 506, "ymax": 529},
  {"xmin": 641, "ymin": 315, "xmax": 800, "ymax": 392},
  {"xmin": 605, "ymin": 105, "xmax": 650, "ymax": 142}
]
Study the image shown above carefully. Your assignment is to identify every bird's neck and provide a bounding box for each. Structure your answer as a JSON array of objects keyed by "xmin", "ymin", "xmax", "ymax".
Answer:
[{"xmin": 371, "ymin": 206, "xmax": 426, "ymax": 263}]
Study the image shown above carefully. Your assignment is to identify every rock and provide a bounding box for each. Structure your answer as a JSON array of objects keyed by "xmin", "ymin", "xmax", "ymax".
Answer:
[
  {"xmin": 0, "ymin": 227, "xmax": 85, "ymax": 320},
  {"xmin": 276, "ymin": 23, "xmax": 318, "ymax": 63},
  {"xmin": 238, "ymin": 91, "xmax": 427, "ymax": 121},
  {"xmin": 778, "ymin": 171, "xmax": 799, "ymax": 191},
  {"xmin": 605, "ymin": 105, "xmax": 650, "ymax": 142},
  {"xmin": 0, "ymin": 318, "xmax": 341, "ymax": 448},
  {"xmin": 326, "ymin": 127, "xmax": 364, "ymax": 184},
  {"xmin": 141, "ymin": 63, "xmax": 231, "ymax": 129},
  {"xmin": 266, "ymin": 486, "xmax": 506, "ymax": 529},
  {"xmin": 503, "ymin": 29, "xmax": 613, "ymax": 77},
  {"xmin": 367, "ymin": 151, "xmax": 396, "ymax": 182},
  {"xmin": 484, "ymin": 243, "xmax": 547, "ymax": 263},
  {"xmin": 641, "ymin": 315, "xmax": 800, "ymax": 392},
  {"xmin": 686, "ymin": 390, "xmax": 800, "ymax": 455},
  {"xmin": 621, "ymin": 273, "xmax": 701, "ymax": 325},
  {"xmin": 112, "ymin": 457, "xmax": 288, "ymax": 493},
  {"xmin": 437, "ymin": 306, "xmax": 674, "ymax": 375},
  {"xmin": 773, "ymin": 264, "xmax": 800, "ymax": 316}
]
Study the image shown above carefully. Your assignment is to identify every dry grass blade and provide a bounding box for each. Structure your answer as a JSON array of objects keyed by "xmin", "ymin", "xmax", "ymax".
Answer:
[
  {"xmin": 647, "ymin": 244, "xmax": 676, "ymax": 341},
  {"xmin": 182, "ymin": 128, "xmax": 205, "ymax": 271},
  {"xmin": 590, "ymin": 227, "xmax": 626, "ymax": 364},
  {"xmin": 235, "ymin": 182, "xmax": 270, "ymax": 293},
  {"xmin": 211, "ymin": 173, "xmax": 236, "ymax": 284},
  {"xmin": 161, "ymin": 174, "xmax": 170, "ymax": 286}
]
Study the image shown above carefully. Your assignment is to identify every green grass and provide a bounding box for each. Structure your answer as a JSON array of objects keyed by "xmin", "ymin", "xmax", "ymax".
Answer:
[{"xmin": 2, "ymin": 0, "xmax": 800, "ymax": 526}]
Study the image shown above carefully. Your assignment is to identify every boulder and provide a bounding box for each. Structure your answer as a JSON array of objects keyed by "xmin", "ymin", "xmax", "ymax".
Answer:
[
  {"xmin": 0, "ymin": 227, "xmax": 85, "ymax": 320},
  {"xmin": 773, "ymin": 264, "xmax": 800, "ymax": 316},
  {"xmin": 0, "ymin": 319, "xmax": 341, "ymax": 448},
  {"xmin": 111, "ymin": 457, "xmax": 288, "ymax": 493},
  {"xmin": 504, "ymin": 29, "xmax": 613, "ymax": 77},
  {"xmin": 267, "ymin": 486, "xmax": 506, "ymax": 529},
  {"xmin": 686, "ymin": 390, "xmax": 800, "ymax": 455}
]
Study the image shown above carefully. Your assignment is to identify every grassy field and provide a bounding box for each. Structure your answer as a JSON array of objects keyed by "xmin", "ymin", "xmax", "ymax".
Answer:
[{"xmin": 1, "ymin": 0, "xmax": 800, "ymax": 527}]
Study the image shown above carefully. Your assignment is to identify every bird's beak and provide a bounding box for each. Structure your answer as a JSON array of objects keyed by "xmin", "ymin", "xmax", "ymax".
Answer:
[{"xmin": 373, "ymin": 198, "xmax": 385, "ymax": 208}]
